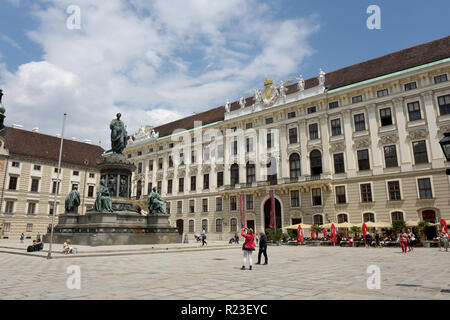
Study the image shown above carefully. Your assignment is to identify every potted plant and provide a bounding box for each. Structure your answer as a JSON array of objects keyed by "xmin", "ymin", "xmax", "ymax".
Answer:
[
  {"xmin": 349, "ymin": 226, "xmax": 362, "ymax": 246},
  {"xmin": 416, "ymin": 221, "xmax": 430, "ymax": 247}
]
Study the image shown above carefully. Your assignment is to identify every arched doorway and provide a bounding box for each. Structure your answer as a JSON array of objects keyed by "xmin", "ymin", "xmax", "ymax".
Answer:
[
  {"xmin": 421, "ymin": 209, "xmax": 437, "ymax": 240},
  {"xmin": 176, "ymin": 219, "xmax": 184, "ymax": 236},
  {"xmin": 263, "ymin": 198, "xmax": 282, "ymax": 229}
]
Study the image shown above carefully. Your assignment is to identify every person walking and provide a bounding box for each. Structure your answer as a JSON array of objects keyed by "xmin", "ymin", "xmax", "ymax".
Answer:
[
  {"xmin": 241, "ymin": 228, "xmax": 256, "ymax": 270},
  {"xmin": 201, "ymin": 228, "xmax": 207, "ymax": 246},
  {"xmin": 399, "ymin": 229, "xmax": 408, "ymax": 253},
  {"xmin": 256, "ymin": 232, "xmax": 268, "ymax": 265},
  {"xmin": 407, "ymin": 229, "xmax": 415, "ymax": 252},
  {"xmin": 20, "ymin": 233, "xmax": 24, "ymax": 243},
  {"xmin": 439, "ymin": 231, "xmax": 449, "ymax": 252},
  {"xmin": 365, "ymin": 233, "xmax": 372, "ymax": 248}
]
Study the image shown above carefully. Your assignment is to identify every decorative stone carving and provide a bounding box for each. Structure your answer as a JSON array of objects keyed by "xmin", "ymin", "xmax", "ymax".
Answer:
[
  {"xmin": 253, "ymin": 89, "xmax": 262, "ymax": 105},
  {"xmin": 239, "ymin": 96, "xmax": 245, "ymax": 109},
  {"xmin": 407, "ymin": 128, "xmax": 428, "ymax": 141},
  {"xmin": 353, "ymin": 138, "xmax": 371, "ymax": 149},
  {"xmin": 329, "ymin": 142, "xmax": 346, "ymax": 153},
  {"xmin": 307, "ymin": 143, "xmax": 323, "ymax": 153},
  {"xmin": 189, "ymin": 165, "xmax": 198, "ymax": 175},
  {"xmin": 177, "ymin": 168, "xmax": 186, "ymax": 177},
  {"xmin": 156, "ymin": 171, "xmax": 164, "ymax": 180},
  {"xmin": 225, "ymin": 99, "xmax": 231, "ymax": 113},
  {"xmin": 318, "ymin": 68, "xmax": 326, "ymax": 86},
  {"xmin": 438, "ymin": 124, "xmax": 450, "ymax": 135},
  {"xmin": 278, "ymin": 80, "xmax": 288, "ymax": 103},
  {"xmin": 128, "ymin": 125, "xmax": 159, "ymax": 146},
  {"xmin": 166, "ymin": 170, "xmax": 174, "ymax": 179},
  {"xmin": 296, "ymin": 75, "xmax": 305, "ymax": 91},
  {"xmin": 201, "ymin": 164, "xmax": 211, "ymax": 173},
  {"xmin": 215, "ymin": 164, "xmax": 224, "ymax": 171},
  {"xmin": 261, "ymin": 77, "xmax": 279, "ymax": 108},
  {"xmin": 379, "ymin": 134, "xmax": 399, "ymax": 145}
]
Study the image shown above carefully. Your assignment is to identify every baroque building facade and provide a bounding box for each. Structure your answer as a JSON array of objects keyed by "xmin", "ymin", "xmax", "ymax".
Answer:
[
  {"xmin": 125, "ymin": 36, "xmax": 450, "ymax": 240},
  {"xmin": 0, "ymin": 127, "xmax": 103, "ymax": 239}
]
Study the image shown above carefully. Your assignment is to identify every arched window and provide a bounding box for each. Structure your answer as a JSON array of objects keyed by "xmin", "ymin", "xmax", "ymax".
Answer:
[
  {"xmin": 363, "ymin": 212, "xmax": 375, "ymax": 222},
  {"xmin": 310, "ymin": 150, "xmax": 322, "ymax": 175},
  {"xmin": 289, "ymin": 153, "xmax": 301, "ymax": 178},
  {"xmin": 230, "ymin": 164, "xmax": 239, "ymax": 185},
  {"xmin": 337, "ymin": 213, "xmax": 348, "ymax": 223},
  {"xmin": 391, "ymin": 211, "xmax": 404, "ymax": 222},
  {"xmin": 313, "ymin": 214, "xmax": 323, "ymax": 225},
  {"xmin": 246, "ymin": 162, "xmax": 255, "ymax": 184},
  {"xmin": 201, "ymin": 219, "xmax": 208, "ymax": 232},
  {"xmin": 230, "ymin": 218, "xmax": 237, "ymax": 232},
  {"xmin": 215, "ymin": 219, "xmax": 223, "ymax": 232}
]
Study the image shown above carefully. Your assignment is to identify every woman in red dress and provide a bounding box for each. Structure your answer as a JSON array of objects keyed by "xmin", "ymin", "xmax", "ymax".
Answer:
[
  {"xmin": 399, "ymin": 229, "xmax": 408, "ymax": 253},
  {"xmin": 241, "ymin": 228, "xmax": 256, "ymax": 270}
]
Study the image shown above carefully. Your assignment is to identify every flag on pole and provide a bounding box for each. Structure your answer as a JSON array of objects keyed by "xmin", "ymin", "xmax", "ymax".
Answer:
[
  {"xmin": 269, "ymin": 190, "xmax": 275, "ymax": 228},
  {"xmin": 240, "ymin": 194, "xmax": 245, "ymax": 229}
]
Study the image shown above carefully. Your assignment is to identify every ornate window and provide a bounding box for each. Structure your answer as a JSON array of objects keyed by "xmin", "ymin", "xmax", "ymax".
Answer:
[
  {"xmin": 337, "ymin": 214, "xmax": 348, "ymax": 223},
  {"xmin": 246, "ymin": 162, "xmax": 255, "ymax": 184},
  {"xmin": 289, "ymin": 153, "xmax": 301, "ymax": 178},
  {"xmin": 363, "ymin": 212, "xmax": 375, "ymax": 222},
  {"xmin": 230, "ymin": 164, "xmax": 239, "ymax": 185},
  {"xmin": 310, "ymin": 150, "xmax": 322, "ymax": 175},
  {"xmin": 384, "ymin": 145, "xmax": 398, "ymax": 168}
]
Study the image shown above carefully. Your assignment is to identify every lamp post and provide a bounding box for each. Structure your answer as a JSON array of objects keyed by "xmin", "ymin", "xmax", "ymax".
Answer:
[{"xmin": 439, "ymin": 132, "xmax": 450, "ymax": 175}]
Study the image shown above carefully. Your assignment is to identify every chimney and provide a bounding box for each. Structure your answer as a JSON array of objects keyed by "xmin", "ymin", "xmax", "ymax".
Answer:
[
  {"xmin": 56, "ymin": 134, "xmax": 61, "ymax": 137},
  {"xmin": 12, "ymin": 124, "xmax": 24, "ymax": 129},
  {"xmin": 72, "ymin": 137, "xmax": 77, "ymax": 141},
  {"xmin": 83, "ymin": 139, "xmax": 92, "ymax": 144},
  {"xmin": 32, "ymin": 127, "xmax": 39, "ymax": 132}
]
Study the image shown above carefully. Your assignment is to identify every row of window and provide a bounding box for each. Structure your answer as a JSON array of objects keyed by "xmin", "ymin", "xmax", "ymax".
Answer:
[
  {"xmin": 289, "ymin": 177, "xmax": 433, "ymax": 207},
  {"xmin": 1, "ymin": 223, "xmax": 34, "ymax": 233},
  {"xmin": 7, "ymin": 177, "xmax": 95, "ymax": 197},
  {"xmin": 185, "ymin": 218, "xmax": 238, "ymax": 233},
  {"xmin": 9, "ymin": 162, "xmax": 96, "ymax": 178},
  {"xmin": 167, "ymin": 195, "xmax": 254, "ymax": 215}
]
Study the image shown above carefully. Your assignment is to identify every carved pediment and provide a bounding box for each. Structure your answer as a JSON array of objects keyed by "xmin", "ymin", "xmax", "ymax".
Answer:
[
  {"xmin": 177, "ymin": 169, "xmax": 186, "ymax": 177},
  {"xmin": 407, "ymin": 128, "xmax": 428, "ymax": 141},
  {"xmin": 378, "ymin": 134, "xmax": 399, "ymax": 145},
  {"xmin": 201, "ymin": 164, "xmax": 211, "ymax": 173},
  {"xmin": 307, "ymin": 143, "xmax": 322, "ymax": 153},
  {"xmin": 189, "ymin": 165, "xmax": 198, "ymax": 175},
  {"xmin": 166, "ymin": 170, "xmax": 174, "ymax": 179},
  {"xmin": 156, "ymin": 171, "xmax": 164, "ymax": 180},
  {"xmin": 353, "ymin": 138, "xmax": 371, "ymax": 149},
  {"xmin": 329, "ymin": 142, "xmax": 345, "ymax": 153}
]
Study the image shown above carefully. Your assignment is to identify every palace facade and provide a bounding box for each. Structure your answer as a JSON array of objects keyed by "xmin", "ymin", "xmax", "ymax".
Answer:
[
  {"xmin": 126, "ymin": 36, "xmax": 450, "ymax": 240},
  {"xmin": 0, "ymin": 127, "xmax": 104, "ymax": 239}
]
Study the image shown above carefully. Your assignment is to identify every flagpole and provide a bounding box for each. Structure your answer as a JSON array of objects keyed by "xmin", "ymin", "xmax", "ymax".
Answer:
[{"xmin": 47, "ymin": 113, "xmax": 67, "ymax": 259}]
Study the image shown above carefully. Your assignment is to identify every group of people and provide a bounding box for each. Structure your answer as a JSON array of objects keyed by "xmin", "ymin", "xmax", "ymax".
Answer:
[
  {"xmin": 240, "ymin": 228, "xmax": 268, "ymax": 270},
  {"xmin": 26, "ymin": 239, "xmax": 44, "ymax": 252}
]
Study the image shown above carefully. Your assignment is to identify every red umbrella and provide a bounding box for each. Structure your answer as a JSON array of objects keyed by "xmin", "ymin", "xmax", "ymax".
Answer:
[
  {"xmin": 362, "ymin": 223, "xmax": 368, "ymax": 244},
  {"xmin": 331, "ymin": 224, "xmax": 337, "ymax": 243},
  {"xmin": 323, "ymin": 228, "xmax": 328, "ymax": 238},
  {"xmin": 311, "ymin": 230, "xmax": 315, "ymax": 239},
  {"xmin": 297, "ymin": 225, "xmax": 303, "ymax": 243},
  {"xmin": 441, "ymin": 219, "xmax": 448, "ymax": 234}
]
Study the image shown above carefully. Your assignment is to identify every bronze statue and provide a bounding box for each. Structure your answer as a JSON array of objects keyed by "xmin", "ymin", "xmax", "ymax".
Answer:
[
  {"xmin": 110, "ymin": 113, "xmax": 127, "ymax": 154},
  {"xmin": 94, "ymin": 178, "xmax": 113, "ymax": 212},
  {"xmin": 64, "ymin": 185, "xmax": 80, "ymax": 214},
  {"xmin": 147, "ymin": 186, "xmax": 167, "ymax": 215}
]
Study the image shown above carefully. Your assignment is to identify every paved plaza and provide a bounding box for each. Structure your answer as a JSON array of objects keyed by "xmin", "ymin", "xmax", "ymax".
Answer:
[{"xmin": 0, "ymin": 240, "xmax": 449, "ymax": 300}]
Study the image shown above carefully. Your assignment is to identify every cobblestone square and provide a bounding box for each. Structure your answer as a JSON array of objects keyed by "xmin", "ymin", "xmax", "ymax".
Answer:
[{"xmin": 1, "ymin": 241, "xmax": 449, "ymax": 300}]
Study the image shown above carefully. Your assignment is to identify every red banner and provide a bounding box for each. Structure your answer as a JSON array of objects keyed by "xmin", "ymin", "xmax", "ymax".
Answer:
[
  {"xmin": 362, "ymin": 223, "xmax": 368, "ymax": 244},
  {"xmin": 331, "ymin": 224, "xmax": 337, "ymax": 243},
  {"xmin": 240, "ymin": 194, "xmax": 245, "ymax": 229},
  {"xmin": 269, "ymin": 190, "xmax": 275, "ymax": 228},
  {"xmin": 441, "ymin": 219, "xmax": 448, "ymax": 234},
  {"xmin": 297, "ymin": 225, "xmax": 303, "ymax": 242},
  {"xmin": 323, "ymin": 228, "xmax": 328, "ymax": 238},
  {"xmin": 311, "ymin": 231, "xmax": 315, "ymax": 239}
]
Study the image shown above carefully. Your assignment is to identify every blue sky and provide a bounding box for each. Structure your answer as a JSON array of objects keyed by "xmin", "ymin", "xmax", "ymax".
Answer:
[{"xmin": 0, "ymin": 0, "xmax": 449, "ymax": 147}]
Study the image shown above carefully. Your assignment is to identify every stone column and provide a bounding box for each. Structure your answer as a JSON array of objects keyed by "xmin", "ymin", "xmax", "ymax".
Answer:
[
  {"xmin": 367, "ymin": 103, "xmax": 383, "ymax": 174},
  {"xmin": 421, "ymin": 91, "xmax": 444, "ymax": 167},
  {"xmin": 319, "ymin": 112, "xmax": 331, "ymax": 173},
  {"xmin": 279, "ymin": 124, "xmax": 288, "ymax": 178},
  {"xmin": 298, "ymin": 119, "xmax": 308, "ymax": 177},
  {"xmin": 393, "ymin": 97, "xmax": 412, "ymax": 171},
  {"xmin": 342, "ymin": 109, "xmax": 356, "ymax": 176}
]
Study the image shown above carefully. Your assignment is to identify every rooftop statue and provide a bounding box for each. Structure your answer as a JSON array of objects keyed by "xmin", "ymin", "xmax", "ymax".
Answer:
[
  {"xmin": 296, "ymin": 75, "xmax": 305, "ymax": 91},
  {"xmin": 110, "ymin": 113, "xmax": 127, "ymax": 154},
  {"xmin": 225, "ymin": 99, "xmax": 231, "ymax": 113},
  {"xmin": 147, "ymin": 186, "xmax": 168, "ymax": 215},
  {"xmin": 318, "ymin": 68, "xmax": 326, "ymax": 86},
  {"xmin": 0, "ymin": 89, "xmax": 6, "ymax": 131},
  {"xmin": 94, "ymin": 178, "xmax": 113, "ymax": 212},
  {"xmin": 64, "ymin": 185, "xmax": 80, "ymax": 214}
]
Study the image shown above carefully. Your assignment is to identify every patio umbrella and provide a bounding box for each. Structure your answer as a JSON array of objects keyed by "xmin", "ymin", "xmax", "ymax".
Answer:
[
  {"xmin": 331, "ymin": 224, "xmax": 337, "ymax": 244},
  {"xmin": 362, "ymin": 223, "xmax": 368, "ymax": 244},
  {"xmin": 321, "ymin": 223, "xmax": 334, "ymax": 228},
  {"xmin": 364, "ymin": 221, "xmax": 392, "ymax": 228},
  {"xmin": 335, "ymin": 222, "xmax": 356, "ymax": 228},
  {"xmin": 311, "ymin": 230, "xmax": 315, "ymax": 239},
  {"xmin": 323, "ymin": 228, "xmax": 328, "ymax": 237},
  {"xmin": 284, "ymin": 223, "xmax": 312, "ymax": 230},
  {"xmin": 297, "ymin": 225, "xmax": 303, "ymax": 243},
  {"xmin": 441, "ymin": 219, "xmax": 448, "ymax": 234},
  {"xmin": 405, "ymin": 220, "xmax": 419, "ymax": 227}
]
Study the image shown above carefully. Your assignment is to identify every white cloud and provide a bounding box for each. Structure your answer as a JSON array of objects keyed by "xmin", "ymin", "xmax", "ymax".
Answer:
[{"xmin": 0, "ymin": 0, "xmax": 320, "ymax": 148}]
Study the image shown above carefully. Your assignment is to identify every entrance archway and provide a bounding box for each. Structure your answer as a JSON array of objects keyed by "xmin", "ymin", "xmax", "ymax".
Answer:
[
  {"xmin": 176, "ymin": 219, "xmax": 184, "ymax": 236},
  {"xmin": 421, "ymin": 209, "xmax": 437, "ymax": 240},
  {"xmin": 263, "ymin": 198, "xmax": 282, "ymax": 229}
]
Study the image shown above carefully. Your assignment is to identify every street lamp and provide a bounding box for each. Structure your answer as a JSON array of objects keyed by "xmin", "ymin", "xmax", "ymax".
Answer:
[{"xmin": 439, "ymin": 132, "xmax": 450, "ymax": 175}]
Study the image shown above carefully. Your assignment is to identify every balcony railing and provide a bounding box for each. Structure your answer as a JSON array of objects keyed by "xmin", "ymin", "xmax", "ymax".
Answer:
[{"xmin": 306, "ymin": 174, "xmax": 321, "ymax": 181}]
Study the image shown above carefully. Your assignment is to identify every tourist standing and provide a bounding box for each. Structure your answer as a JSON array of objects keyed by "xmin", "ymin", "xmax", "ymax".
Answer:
[
  {"xmin": 407, "ymin": 229, "xmax": 416, "ymax": 252},
  {"xmin": 256, "ymin": 232, "xmax": 268, "ymax": 265},
  {"xmin": 20, "ymin": 233, "xmax": 24, "ymax": 243},
  {"xmin": 201, "ymin": 228, "xmax": 207, "ymax": 246},
  {"xmin": 365, "ymin": 233, "xmax": 372, "ymax": 248},
  {"xmin": 439, "ymin": 231, "xmax": 449, "ymax": 252},
  {"xmin": 399, "ymin": 229, "xmax": 408, "ymax": 253},
  {"xmin": 241, "ymin": 228, "xmax": 256, "ymax": 270}
]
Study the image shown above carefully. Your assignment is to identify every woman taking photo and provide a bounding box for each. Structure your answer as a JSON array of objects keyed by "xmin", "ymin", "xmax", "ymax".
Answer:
[{"xmin": 241, "ymin": 227, "xmax": 256, "ymax": 270}]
